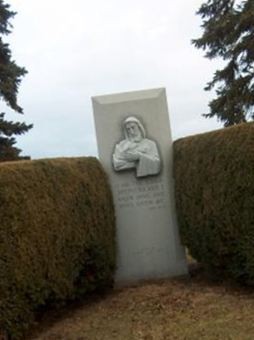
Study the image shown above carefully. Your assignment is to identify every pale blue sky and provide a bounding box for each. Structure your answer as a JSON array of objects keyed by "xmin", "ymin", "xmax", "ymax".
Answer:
[{"xmin": 3, "ymin": 0, "xmax": 222, "ymax": 159}]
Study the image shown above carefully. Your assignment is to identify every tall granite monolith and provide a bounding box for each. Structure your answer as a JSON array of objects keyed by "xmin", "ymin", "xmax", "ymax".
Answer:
[{"xmin": 92, "ymin": 88, "xmax": 188, "ymax": 284}]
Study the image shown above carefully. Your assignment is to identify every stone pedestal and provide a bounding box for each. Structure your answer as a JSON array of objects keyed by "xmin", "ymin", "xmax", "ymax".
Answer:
[{"xmin": 92, "ymin": 88, "xmax": 188, "ymax": 284}]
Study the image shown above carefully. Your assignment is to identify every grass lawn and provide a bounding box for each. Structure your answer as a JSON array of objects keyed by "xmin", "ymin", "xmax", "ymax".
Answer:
[{"xmin": 28, "ymin": 266, "xmax": 254, "ymax": 340}]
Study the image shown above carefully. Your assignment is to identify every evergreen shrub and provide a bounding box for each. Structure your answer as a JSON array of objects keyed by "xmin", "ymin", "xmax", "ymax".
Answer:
[
  {"xmin": 0, "ymin": 157, "xmax": 115, "ymax": 338},
  {"xmin": 174, "ymin": 123, "xmax": 254, "ymax": 283}
]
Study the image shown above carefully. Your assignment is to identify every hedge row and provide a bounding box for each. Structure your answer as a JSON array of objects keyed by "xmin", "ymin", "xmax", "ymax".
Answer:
[
  {"xmin": 0, "ymin": 157, "xmax": 116, "ymax": 339},
  {"xmin": 174, "ymin": 122, "xmax": 254, "ymax": 283}
]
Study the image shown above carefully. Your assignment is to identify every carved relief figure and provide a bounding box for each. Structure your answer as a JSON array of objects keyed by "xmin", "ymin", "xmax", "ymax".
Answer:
[{"xmin": 113, "ymin": 116, "xmax": 161, "ymax": 177}]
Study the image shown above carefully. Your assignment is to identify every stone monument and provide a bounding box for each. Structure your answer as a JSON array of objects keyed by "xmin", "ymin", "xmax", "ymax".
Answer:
[{"xmin": 92, "ymin": 88, "xmax": 188, "ymax": 284}]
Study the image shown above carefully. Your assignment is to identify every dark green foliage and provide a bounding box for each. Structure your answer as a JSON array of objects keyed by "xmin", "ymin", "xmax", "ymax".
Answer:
[
  {"xmin": 192, "ymin": 0, "xmax": 254, "ymax": 126},
  {"xmin": 0, "ymin": 157, "xmax": 116, "ymax": 339},
  {"xmin": 174, "ymin": 123, "xmax": 254, "ymax": 283},
  {"xmin": 0, "ymin": 0, "xmax": 32, "ymax": 161},
  {"xmin": 0, "ymin": 112, "xmax": 32, "ymax": 161}
]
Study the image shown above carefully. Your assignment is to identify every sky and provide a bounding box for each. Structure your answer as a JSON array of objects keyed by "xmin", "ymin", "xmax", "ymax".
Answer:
[{"xmin": 3, "ymin": 0, "xmax": 223, "ymax": 159}]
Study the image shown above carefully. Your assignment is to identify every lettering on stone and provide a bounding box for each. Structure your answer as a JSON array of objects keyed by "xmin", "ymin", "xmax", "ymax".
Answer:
[{"xmin": 115, "ymin": 177, "xmax": 167, "ymax": 210}]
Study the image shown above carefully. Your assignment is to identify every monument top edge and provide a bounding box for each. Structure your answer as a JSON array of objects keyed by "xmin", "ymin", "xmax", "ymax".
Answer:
[{"xmin": 92, "ymin": 87, "xmax": 166, "ymax": 105}]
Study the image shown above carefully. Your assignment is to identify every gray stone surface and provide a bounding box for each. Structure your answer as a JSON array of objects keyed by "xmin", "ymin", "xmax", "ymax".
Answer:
[
  {"xmin": 112, "ymin": 116, "xmax": 161, "ymax": 178},
  {"xmin": 92, "ymin": 88, "xmax": 188, "ymax": 284}
]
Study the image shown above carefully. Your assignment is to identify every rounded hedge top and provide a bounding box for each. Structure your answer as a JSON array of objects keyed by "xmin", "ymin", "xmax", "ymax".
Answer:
[
  {"xmin": 174, "ymin": 122, "xmax": 254, "ymax": 284},
  {"xmin": 0, "ymin": 157, "xmax": 116, "ymax": 339}
]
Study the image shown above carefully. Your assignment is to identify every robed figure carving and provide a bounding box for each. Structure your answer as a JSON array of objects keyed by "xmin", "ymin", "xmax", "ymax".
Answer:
[{"xmin": 113, "ymin": 116, "xmax": 161, "ymax": 178}]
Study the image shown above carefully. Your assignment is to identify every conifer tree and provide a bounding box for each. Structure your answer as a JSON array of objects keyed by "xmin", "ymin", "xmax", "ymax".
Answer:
[
  {"xmin": 192, "ymin": 0, "xmax": 254, "ymax": 126},
  {"xmin": 0, "ymin": 0, "xmax": 32, "ymax": 161}
]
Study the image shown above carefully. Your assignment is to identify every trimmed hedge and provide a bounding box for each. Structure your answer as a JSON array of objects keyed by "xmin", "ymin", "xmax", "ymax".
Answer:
[
  {"xmin": 0, "ymin": 157, "xmax": 115, "ymax": 339},
  {"xmin": 174, "ymin": 122, "xmax": 254, "ymax": 283}
]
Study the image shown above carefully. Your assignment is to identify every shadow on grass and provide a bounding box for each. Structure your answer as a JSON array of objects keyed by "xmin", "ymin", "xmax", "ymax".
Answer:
[{"xmin": 26, "ymin": 262, "xmax": 254, "ymax": 340}]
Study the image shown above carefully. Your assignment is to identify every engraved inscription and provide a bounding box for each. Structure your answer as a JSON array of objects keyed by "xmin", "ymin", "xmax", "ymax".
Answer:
[
  {"xmin": 131, "ymin": 246, "xmax": 168, "ymax": 257},
  {"xmin": 115, "ymin": 177, "xmax": 167, "ymax": 210}
]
